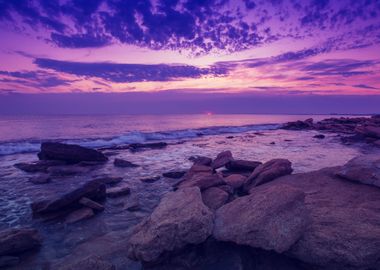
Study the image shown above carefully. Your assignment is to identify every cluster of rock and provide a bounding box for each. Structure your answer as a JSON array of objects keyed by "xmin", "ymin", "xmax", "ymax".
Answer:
[
  {"xmin": 127, "ymin": 151, "xmax": 380, "ymax": 270},
  {"xmin": 282, "ymin": 115, "xmax": 380, "ymax": 146}
]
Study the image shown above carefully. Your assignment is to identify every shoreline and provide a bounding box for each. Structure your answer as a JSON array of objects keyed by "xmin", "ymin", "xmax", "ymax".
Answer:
[{"xmin": 0, "ymin": 115, "xmax": 379, "ymax": 269}]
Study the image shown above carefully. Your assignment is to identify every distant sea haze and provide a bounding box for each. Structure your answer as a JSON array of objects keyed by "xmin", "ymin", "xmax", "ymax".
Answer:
[{"xmin": 0, "ymin": 114, "xmax": 360, "ymax": 156}]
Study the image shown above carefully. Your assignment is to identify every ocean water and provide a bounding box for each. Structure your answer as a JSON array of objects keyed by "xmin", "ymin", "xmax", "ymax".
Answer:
[
  {"xmin": 0, "ymin": 114, "xmax": 350, "ymax": 155},
  {"xmin": 0, "ymin": 114, "xmax": 376, "ymax": 269}
]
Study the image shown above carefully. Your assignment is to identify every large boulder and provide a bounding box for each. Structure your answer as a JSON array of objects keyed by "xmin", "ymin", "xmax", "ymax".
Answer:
[
  {"xmin": 38, "ymin": 142, "xmax": 108, "ymax": 163},
  {"xmin": 244, "ymin": 159, "xmax": 293, "ymax": 191},
  {"xmin": 176, "ymin": 173, "xmax": 224, "ymax": 190},
  {"xmin": 31, "ymin": 179, "xmax": 106, "ymax": 215},
  {"xmin": 336, "ymin": 154, "xmax": 380, "ymax": 188},
  {"xmin": 224, "ymin": 174, "xmax": 247, "ymax": 189},
  {"xmin": 213, "ymin": 184, "xmax": 310, "ymax": 253},
  {"xmin": 128, "ymin": 187, "xmax": 214, "ymax": 262},
  {"xmin": 267, "ymin": 167, "xmax": 380, "ymax": 270},
  {"xmin": 212, "ymin": 151, "xmax": 233, "ymax": 169},
  {"xmin": 201, "ymin": 187, "xmax": 229, "ymax": 210},
  {"xmin": 0, "ymin": 228, "xmax": 42, "ymax": 256}
]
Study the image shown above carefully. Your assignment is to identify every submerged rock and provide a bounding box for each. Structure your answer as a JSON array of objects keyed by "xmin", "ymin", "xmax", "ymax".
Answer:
[
  {"xmin": 140, "ymin": 176, "xmax": 161, "ymax": 183},
  {"xmin": 38, "ymin": 142, "xmax": 108, "ymax": 163},
  {"xmin": 79, "ymin": 197, "xmax": 105, "ymax": 211},
  {"xmin": 128, "ymin": 187, "xmax": 213, "ymax": 262},
  {"xmin": 337, "ymin": 154, "xmax": 380, "ymax": 188},
  {"xmin": 201, "ymin": 187, "xmax": 229, "ymax": 210},
  {"xmin": 29, "ymin": 174, "xmax": 51, "ymax": 184},
  {"xmin": 94, "ymin": 176, "xmax": 123, "ymax": 185},
  {"xmin": 212, "ymin": 150, "xmax": 233, "ymax": 169},
  {"xmin": 65, "ymin": 207, "xmax": 95, "ymax": 224},
  {"xmin": 31, "ymin": 179, "xmax": 106, "ymax": 215},
  {"xmin": 113, "ymin": 158, "xmax": 139, "ymax": 168},
  {"xmin": 162, "ymin": 170, "xmax": 186, "ymax": 179},
  {"xmin": 14, "ymin": 160, "xmax": 66, "ymax": 173},
  {"xmin": 313, "ymin": 134, "xmax": 325, "ymax": 139},
  {"xmin": 244, "ymin": 159, "xmax": 293, "ymax": 191},
  {"xmin": 106, "ymin": 185, "xmax": 130, "ymax": 197},
  {"xmin": 129, "ymin": 142, "xmax": 167, "ymax": 152},
  {"xmin": 213, "ymin": 184, "xmax": 310, "ymax": 253},
  {"xmin": 0, "ymin": 228, "xmax": 42, "ymax": 256}
]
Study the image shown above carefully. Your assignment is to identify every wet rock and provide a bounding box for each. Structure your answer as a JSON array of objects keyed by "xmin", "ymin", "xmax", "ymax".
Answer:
[
  {"xmin": 65, "ymin": 207, "xmax": 95, "ymax": 224},
  {"xmin": 31, "ymin": 179, "xmax": 106, "ymax": 215},
  {"xmin": 29, "ymin": 174, "xmax": 51, "ymax": 184},
  {"xmin": 313, "ymin": 134, "xmax": 325, "ymax": 139},
  {"xmin": 337, "ymin": 154, "xmax": 380, "ymax": 188},
  {"xmin": 212, "ymin": 150, "xmax": 233, "ymax": 169},
  {"xmin": 106, "ymin": 185, "xmax": 130, "ymax": 198},
  {"xmin": 128, "ymin": 187, "xmax": 213, "ymax": 262},
  {"xmin": 355, "ymin": 125, "xmax": 380, "ymax": 139},
  {"xmin": 177, "ymin": 173, "xmax": 224, "ymax": 191},
  {"xmin": 140, "ymin": 176, "xmax": 161, "ymax": 183},
  {"xmin": 47, "ymin": 165, "xmax": 91, "ymax": 176},
  {"xmin": 38, "ymin": 142, "xmax": 108, "ymax": 163},
  {"xmin": 58, "ymin": 256, "xmax": 115, "ymax": 270},
  {"xmin": 113, "ymin": 158, "xmax": 139, "ymax": 168},
  {"xmin": 0, "ymin": 228, "xmax": 42, "ymax": 256},
  {"xmin": 224, "ymin": 174, "xmax": 247, "ymax": 189},
  {"xmin": 129, "ymin": 142, "xmax": 167, "ymax": 152},
  {"xmin": 225, "ymin": 159, "xmax": 262, "ymax": 172},
  {"xmin": 162, "ymin": 170, "xmax": 186, "ymax": 179},
  {"xmin": 244, "ymin": 159, "xmax": 293, "ymax": 191},
  {"xmin": 0, "ymin": 256, "xmax": 19, "ymax": 268},
  {"xmin": 94, "ymin": 176, "xmax": 123, "ymax": 185},
  {"xmin": 14, "ymin": 160, "xmax": 66, "ymax": 173},
  {"xmin": 282, "ymin": 118, "xmax": 314, "ymax": 130},
  {"xmin": 79, "ymin": 197, "xmax": 105, "ymax": 211},
  {"xmin": 201, "ymin": 187, "xmax": 229, "ymax": 210},
  {"xmin": 189, "ymin": 155, "xmax": 213, "ymax": 166},
  {"xmin": 270, "ymin": 141, "xmax": 276, "ymax": 145},
  {"xmin": 213, "ymin": 184, "xmax": 310, "ymax": 253},
  {"xmin": 267, "ymin": 167, "xmax": 380, "ymax": 270}
]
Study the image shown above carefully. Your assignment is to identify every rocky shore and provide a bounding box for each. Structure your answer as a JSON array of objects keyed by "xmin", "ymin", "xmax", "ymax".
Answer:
[{"xmin": 1, "ymin": 116, "xmax": 380, "ymax": 269}]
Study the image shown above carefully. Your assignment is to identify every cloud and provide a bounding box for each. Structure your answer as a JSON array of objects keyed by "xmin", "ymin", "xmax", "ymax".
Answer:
[
  {"xmin": 353, "ymin": 84, "xmax": 379, "ymax": 90},
  {"xmin": 34, "ymin": 58, "xmax": 228, "ymax": 83},
  {"xmin": 1, "ymin": 0, "xmax": 379, "ymax": 54}
]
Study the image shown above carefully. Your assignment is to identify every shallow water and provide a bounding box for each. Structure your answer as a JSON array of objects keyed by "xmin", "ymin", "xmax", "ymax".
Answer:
[{"xmin": 0, "ymin": 126, "xmax": 377, "ymax": 269}]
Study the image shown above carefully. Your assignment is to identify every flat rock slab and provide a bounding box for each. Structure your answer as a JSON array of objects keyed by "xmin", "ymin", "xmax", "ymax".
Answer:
[
  {"xmin": 0, "ymin": 228, "xmax": 42, "ymax": 256},
  {"xmin": 58, "ymin": 256, "xmax": 115, "ymax": 270},
  {"xmin": 113, "ymin": 158, "xmax": 139, "ymax": 168},
  {"xmin": 267, "ymin": 166, "xmax": 380, "ymax": 270},
  {"xmin": 128, "ymin": 187, "xmax": 213, "ymax": 262},
  {"xmin": 79, "ymin": 197, "xmax": 105, "ymax": 211},
  {"xmin": 337, "ymin": 154, "xmax": 380, "ymax": 188},
  {"xmin": 65, "ymin": 207, "xmax": 95, "ymax": 224},
  {"xmin": 162, "ymin": 170, "xmax": 186, "ymax": 179},
  {"xmin": 140, "ymin": 176, "xmax": 161, "ymax": 183},
  {"xmin": 213, "ymin": 184, "xmax": 310, "ymax": 253},
  {"xmin": 94, "ymin": 176, "xmax": 123, "ymax": 185},
  {"xmin": 106, "ymin": 185, "xmax": 130, "ymax": 197}
]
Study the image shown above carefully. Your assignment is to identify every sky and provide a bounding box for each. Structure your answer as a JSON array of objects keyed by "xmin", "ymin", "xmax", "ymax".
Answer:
[{"xmin": 0, "ymin": 0, "xmax": 380, "ymax": 114}]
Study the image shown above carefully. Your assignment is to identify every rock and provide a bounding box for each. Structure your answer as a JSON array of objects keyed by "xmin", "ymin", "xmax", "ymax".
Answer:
[
  {"xmin": 266, "ymin": 167, "xmax": 380, "ymax": 270},
  {"xmin": 244, "ymin": 159, "xmax": 293, "ymax": 191},
  {"xmin": 79, "ymin": 197, "xmax": 105, "ymax": 211},
  {"xmin": 31, "ymin": 179, "xmax": 106, "ymax": 215},
  {"xmin": 129, "ymin": 142, "xmax": 167, "ymax": 152},
  {"xmin": 162, "ymin": 170, "xmax": 186, "ymax": 179},
  {"xmin": 0, "ymin": 228, "xmax": 42, "ymax": 256},
  {"xmin": 128, "ymin": 187, "xmax": 213, "ymax": 262},
  {"xmin": 58, "ymin": 256, "xmax": 115, "ymax": 270},
  {"xmin": 65, "ymin": 207, "xmax": 95, "ymax": 224},
  {"xmin": 183, "ymin": 164, "xmax": 213, "ymax": 181},
  {"xmin": 140, "ymin": 176, "xmax": 161, "ymax": 183},
  {"xmin": 201, "ymin": 187, "xmax": 229, "ymax": 210},
  {"xmin": 189, "ymin": 155, "xmax": 213, "ymax": 166},
  {"xmin": 224, "ymin": 174, "xmax": 247, "ymax": 189},
  {"xmin": 336, "ymin": 154, "xmax": 380, "ymax": 188},
  {"xmin": 225, "ymin": 159, "xmax": 262, "ymax": 172},
  {"xmin": 282, "ymin": 118, "xmax": 314, "ymax": 130},
  {"xmin": 213, "ymin": 184, "xmax": 310, "ymax": 253},
  {"xmin": 212, "ymin": 150, "xmax": 233, "ymax": 169},
  {"xmin": 47, "ymin": 165, "xmax": 91, "ymax": 176},
  {"xmin": 38, "ymin": 142, "xmax": 108, "ymax": 163},
  {"xmin": 29, "ymin": 174, "xmax": 51, "ymax": 184},
  {"xmin": 113, "ymin": 158, "xmax": 139, "ymax": 168},
  {"xmin": 355, "ymin": 125, "xmax": 380, "ymax": 139},
  {"xmin": 313, "ymin": 134, "xmax": 325, "ymax": 139},
  {"xmin": 0, "ymin": 256, "xmax": 19, "ymax": 267},
  {"xmin": 106, "ymin": 185, "xmax": 130, "ymax": 198},
  {"xmin": 177, "ymin": 173, "xmax": 224, "ymax": 191},
  {"xmin": 14, "ymin": 160, "xmax": 66, "ymax": 173},
  {"xmin": 94, "ymin": 176, "xmax": 123, "ymax": 185}
]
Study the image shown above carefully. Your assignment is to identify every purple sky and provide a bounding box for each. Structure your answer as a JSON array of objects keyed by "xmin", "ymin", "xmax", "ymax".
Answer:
[{"xmin": 0, "ymin": 0, "xmax": 379, "ymax": 114}]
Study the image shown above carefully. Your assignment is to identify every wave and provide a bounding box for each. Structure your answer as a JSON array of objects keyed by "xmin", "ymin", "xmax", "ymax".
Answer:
[{"xmin": 0, "ymin": 123, "xmax": 281, "ymax": 156}]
